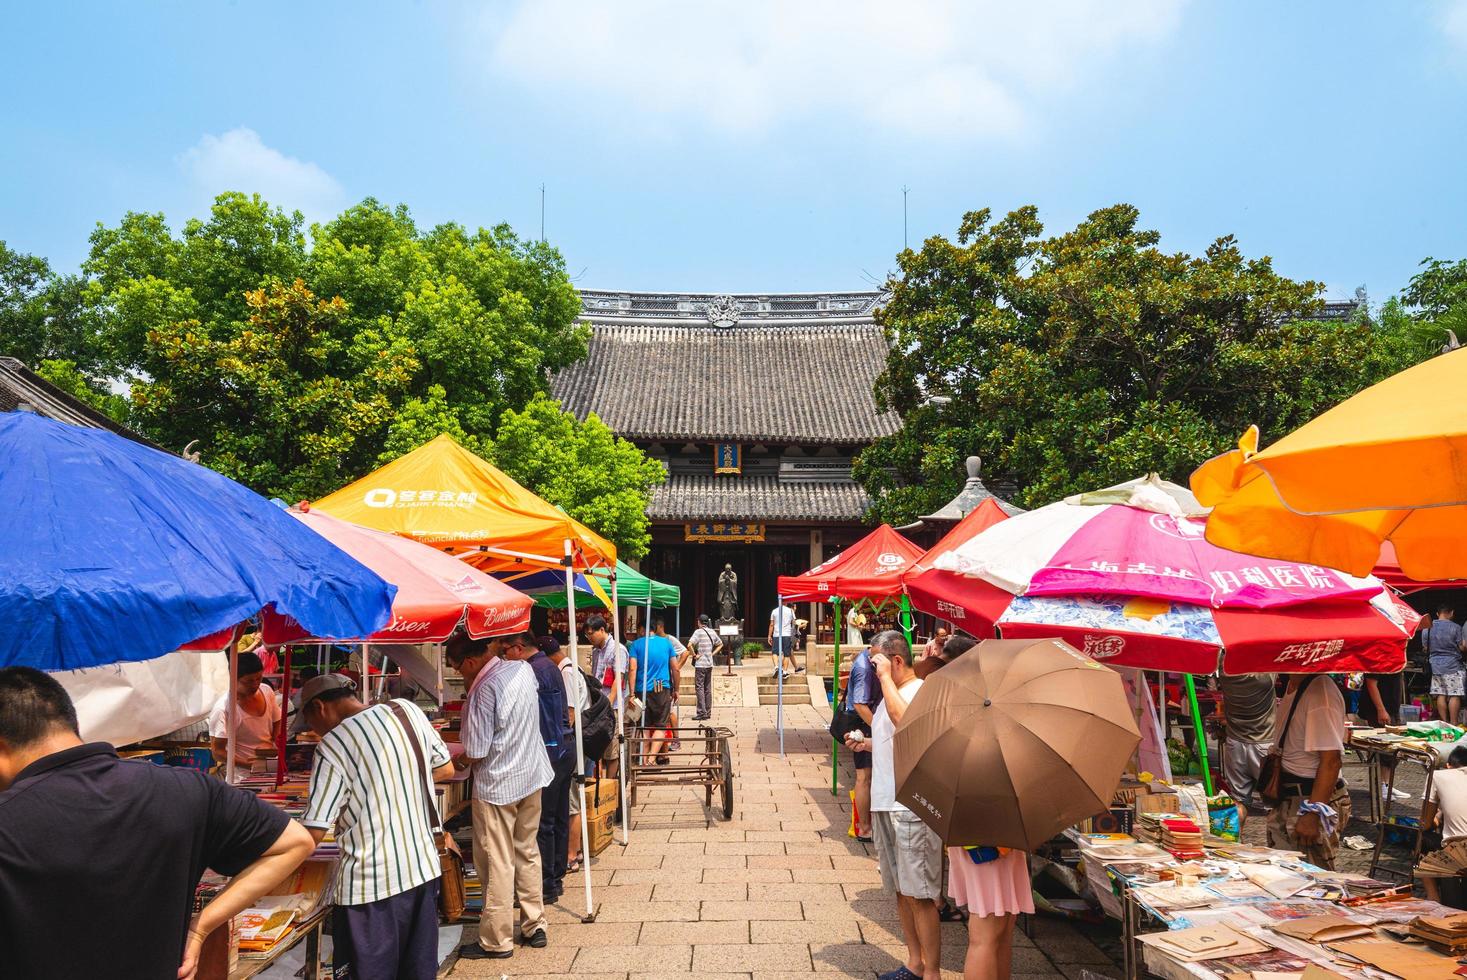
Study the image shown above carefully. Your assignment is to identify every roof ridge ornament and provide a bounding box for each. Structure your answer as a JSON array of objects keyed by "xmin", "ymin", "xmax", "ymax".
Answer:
[{"xmin": 705, "ymin": 294, "xmax": 741, "ymax": 328}]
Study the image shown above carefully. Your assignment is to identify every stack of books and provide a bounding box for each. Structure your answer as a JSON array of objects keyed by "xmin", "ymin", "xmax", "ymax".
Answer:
[
  {"xmin": 237, "ymin": 901, "xmax": 302, "ymax": 959},
  {"xmin": 1133, "ymin": 810, "xmax": 1187, "ymax": 845},
  {"xmin": 1160, "ymin": 818, "xmax": 1204, "ymax": 860},
  {"xmin": 1408, "ymin": 913, "xmax": 1467, "ymax": 955},
  {"xmin": 1416, "ymin": 839, "xmax": 1467, "ymax": 878}
]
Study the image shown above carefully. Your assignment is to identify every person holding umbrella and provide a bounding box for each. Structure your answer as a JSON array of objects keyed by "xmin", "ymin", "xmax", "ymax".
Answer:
[{"xmin": 843, "ymin": 631, "xmax": 943, "ymax": 980}]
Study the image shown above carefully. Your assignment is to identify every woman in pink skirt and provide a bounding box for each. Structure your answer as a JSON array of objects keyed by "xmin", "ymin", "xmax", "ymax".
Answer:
[{"xmin": 947, "ymin": 845, "xmax": 1033, "ymax": 980}]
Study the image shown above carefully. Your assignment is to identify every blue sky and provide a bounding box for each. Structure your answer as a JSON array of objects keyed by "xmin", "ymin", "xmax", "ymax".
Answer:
[{"xmin": 3, "ymin": 1, "xmax": 1465, "ymax": 301}]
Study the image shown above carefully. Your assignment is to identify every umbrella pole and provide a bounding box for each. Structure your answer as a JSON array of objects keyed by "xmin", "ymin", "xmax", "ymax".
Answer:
[
  {"xmin": 777, "ymin": 592, "xmax": 785, "ymax": 759},
  {"xmin": 1184, "ymin": 674, "xmax": 1214, "ymax": 796},
  {"xmin": 612, "ymin": 572, "xmax": 628, "ymax": 846},
  {"xmin": 226, "ymin": 640, "xmax": 238, "ymax": 785},
  {"xmin": 898, "ymin": 593, "xmax": 914, "ymax": 648},
  {"xmin": 277, "ymin": 649, "xmax": 290, "ymax": 789},
  {"xmin": 564, "ymin": 541, "xmax": 595, "ymax": 921},
  {"xmin": 831, "ymin": 596, "xmax": 842, "ymax": 797}
]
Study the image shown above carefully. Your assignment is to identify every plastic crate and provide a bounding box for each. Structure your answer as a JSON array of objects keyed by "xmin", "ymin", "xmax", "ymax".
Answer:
[{"xmin": 164, "ymin": 747, "xmax": 214, "ymax": 771}]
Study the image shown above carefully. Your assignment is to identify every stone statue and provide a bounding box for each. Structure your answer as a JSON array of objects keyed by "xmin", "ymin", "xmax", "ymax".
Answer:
[{"xmin": 717, "ymin": 563, "xmax": 739, "ymax": 621}]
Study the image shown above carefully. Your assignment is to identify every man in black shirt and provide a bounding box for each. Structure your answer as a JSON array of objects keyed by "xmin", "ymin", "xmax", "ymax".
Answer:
[{"xmin": 0, "ymin": 666, "xmax": 315, "ymax": 979}]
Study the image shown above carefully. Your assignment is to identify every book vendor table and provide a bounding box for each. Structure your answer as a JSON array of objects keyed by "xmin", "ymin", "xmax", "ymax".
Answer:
[
  {"xmin": 1347, "ymin": 730, "xmax": 1443, "ymax": 881},
  {"xmin": 1075, "ymin": 829, "xmax": 1460, "ymax": 979},
  {"xmin": 227, "ymin": 906, "xmax": 329, "ymax": 980}
]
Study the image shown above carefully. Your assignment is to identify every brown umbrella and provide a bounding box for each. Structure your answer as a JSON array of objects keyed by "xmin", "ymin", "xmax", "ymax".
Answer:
[{"xmin": 894, "ymin": 637, "xmax": 1140, "ymax": 850}]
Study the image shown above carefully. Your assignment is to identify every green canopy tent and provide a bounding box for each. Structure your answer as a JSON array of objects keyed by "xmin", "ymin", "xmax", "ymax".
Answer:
[{"xmin": 527, "ymin": 560, "xmax": 680, "ymax": 610}]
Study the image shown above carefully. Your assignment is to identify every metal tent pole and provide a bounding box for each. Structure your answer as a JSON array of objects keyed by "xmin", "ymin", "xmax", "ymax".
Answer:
[
  {"xmin": 898, "ymin": 593, "xmax": 915, "ymax": 647},
  {"xmin": 831, "ymin": 597, "xmax": 842, "ymax": 796},
  {"xmin": 777, "ymin": 592, "xmax": 785, "ymax": 759},
  {"xmin": 226, "ymin": 640, "xmax": 239, "ymax": 784},
  {"xmin": 611, "ymin": 572, "xmax": 629, "ymax": 845},
  {"xmin": 277, "ymin": 649, "xmax": 290, "ymax": 788},
  {"xmin": 564, "ymin": 540, "xmax": 596, "ymax": 921},
  {"xmin": 1184, "ymin": 674, "xmax": 1214, "ymax": 796}
]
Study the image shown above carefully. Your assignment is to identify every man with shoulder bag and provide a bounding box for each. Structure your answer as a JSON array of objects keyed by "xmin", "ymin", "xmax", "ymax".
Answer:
[
  {"xmin": 298, "ymin": 674, "xmax": 456, "ymax": 980},
  {"xmin": 682, "ymin": 614, "xmax": 723, "ymax": 721},
  {"xmin": 1259, "ymin": 674, "xmax": 1351, "ymax": 870}
]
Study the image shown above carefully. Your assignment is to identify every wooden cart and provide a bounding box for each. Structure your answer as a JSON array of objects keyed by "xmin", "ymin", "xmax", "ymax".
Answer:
[{"xmin": 626, "ymin": 723, "xmax": 736, "ymax": 820}]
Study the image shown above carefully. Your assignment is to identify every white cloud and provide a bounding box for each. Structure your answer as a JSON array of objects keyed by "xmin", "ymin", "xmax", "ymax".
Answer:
[
  {"xmin": 475, "ymin": 0, "xmax": 1185, "ymax": 139},
  {"xmin": 1444, "ymin": 0, "xmax": 1467, "ymax": 49},
  {"xmin": 177, "ymin": 128, "xmax": 345, "ymax": 219}
]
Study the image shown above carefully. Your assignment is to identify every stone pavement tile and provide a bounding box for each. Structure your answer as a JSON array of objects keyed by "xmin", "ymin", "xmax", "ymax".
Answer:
[
  {"xmin": 701, "ymin": 900, "xmax": 803, "ymax": 921},
  {"xmin": 726, "ymin": 813, "xmax": 788, "ymax": 830},
  {"xmin": 652, "ymin": 880, "xmax": 749, "ymax": 902},
  {"xmin": 750, "ymin": 920, "xmax": 861, "ymax": 945},
  {"xmin": 613, "ymin": 868, "xmax": 699, "ymax": 885},
  {"xmin": 668, "ymin": 852, "xmax": 748, "ymax": 870},
  {"xmin": 1032, "ymin": 927, "xmax": 1112, "ymax": 966},
  {"xmin": 858, "ymin": 919, "xmax": 968, "ymax": 948},
  {"xmin": 671, "ymin": 828, "xmax": 746, "ymax": 843},
  {"xmin": 596, "ymin": 901, "xmax": 696, "ymax": 923},
  {"xmin": 784, "ymin": 839, "xmax": 872, "ymax": 856},
  {"xmin": 713, "ymin": 840, "xmax": 788, "ymax": 856},
  {"xmin": 840, "ymin": 884, "xmax": 887, "ymax": 902},
  {"xmin": 625, "ymin": 841, "xmax": 707, "ymax": 857},
  {"xmin": 693, "ymin": 943, "xmax": 814, "ymax": 972},
  {"xmin": 578, "ymin": 883, "xmax": 654, "ymax": 904},
  {"xmin": 640, "ymin": 921, "xmax": 750, "ymax": 945},
  {"xmin": 454, "ymin": 974, "xmax": 625, "ymax": 980},
  {"xmin": 450, "ymin": 945, "xmax": 577, "ymax": 974},
  {"xmin": 585, "ymin": 868, "xmax": 617, "ymax": 885},
  {"xmin": 809, "ymin": 941, "xmax": 907, "ymax": 973},
  {"xmin": 791, "ymin": 867, "xmax": 880, "ymax": 884},
  {"xmin": 747, "ymin": 882, "xmax": 843, "ymax": 904},
  {"xmin": 632, "ymin": 975, "xmax": 751, "ymax": 980},
  {"xmin": 746, "ymin": 830, "xmax": 821, "ymax": 843},
  {"xmin": 780, "ymin": 819, "xmax": 840, "ymax": 833},
  {"xmin": 1009, "ymin": 947, "xmax": 1065, "ymax": 974},
  {"xmin": 749, "ymin": 854, "xmax": 833, "ymax": 869},
  {"xmin": 546, "ymin": 902, "xmax": 599, "ymax": 923},
  {"xmin": 829, "ymin": 854, "xmax": 879, "ymax": 870},
  {"xmin": 1059, "ymin": 965, "xmax": 1119, "ymax": 979},
  {"xmin": 802, "ymin": 900, "xmax": 900, "ymax": 923},
  {"xmin": 597, "ymin": 853, "xmax": 666, "ymax": 869},
  {"xmin": 544, "ymin": 920, "xmax": 645, "ymax": 946},
  {"xmin": 704, "ymin": 867, "xmax": 793, "ymax": 883},
  {"xmin": 572, "ymin": 943, "xmax": 694, "ymax": 973}
]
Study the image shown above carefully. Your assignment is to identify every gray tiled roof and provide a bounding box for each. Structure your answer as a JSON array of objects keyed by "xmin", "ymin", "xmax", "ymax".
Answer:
[
  {"xmin": 0, "ymin": 357, "xmax": 161, "ymax": 449},
  {"xmin": 650, "ymin": 474, "xmax": 871, "ymax": 522},
  {"xmin": 918, "ymin": 456, "xmax": 1024, "ymax": 520},
  {"xmin": 552, "ymin": 317, "xmax": 900, "ymax": 445}
]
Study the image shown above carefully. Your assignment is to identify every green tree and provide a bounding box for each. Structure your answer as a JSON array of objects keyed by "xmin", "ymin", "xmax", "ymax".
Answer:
[
  {"xmin": 856, "ymin": 204, "xmax": 1413, "ymax": 520},
  {"xmin": 488, "ymin": 394, "xmax": 666, "ymax": 559}
]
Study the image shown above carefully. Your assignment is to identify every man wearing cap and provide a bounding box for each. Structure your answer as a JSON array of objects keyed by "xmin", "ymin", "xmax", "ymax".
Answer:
[
  {"xmin": 296, "ymin": 673, "xmax": 455, "ymax": 980},
  {"xmin": 447, "ymin": 634, "xmax": 554, "ymax": 960}
]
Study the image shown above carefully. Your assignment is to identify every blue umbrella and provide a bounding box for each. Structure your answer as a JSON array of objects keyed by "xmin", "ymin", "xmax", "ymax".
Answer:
[{"xmin": 0, "ymin": 412, "xmax": 397, "ymax": 670}]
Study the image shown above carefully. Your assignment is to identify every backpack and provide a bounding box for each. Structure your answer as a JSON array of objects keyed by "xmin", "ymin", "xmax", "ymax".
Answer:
[{"xmin": 578, "ymin": 667, "xmax": 615, "ymax": 762}]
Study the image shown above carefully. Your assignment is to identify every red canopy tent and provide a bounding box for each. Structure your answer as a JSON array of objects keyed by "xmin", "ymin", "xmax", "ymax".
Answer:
[
  {"xmin": 902, "ymin": 498, "xmax": 1012, "ymax": 621},
  {"xmin": 777, "ymin": 523, "xmax": 924, "ymax": 603}
]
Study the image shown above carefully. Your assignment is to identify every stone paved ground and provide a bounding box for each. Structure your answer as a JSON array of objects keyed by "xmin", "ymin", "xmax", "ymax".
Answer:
[{"xmin": 443, "ymin": 701, "xmax": 1126, "ymax": 979}]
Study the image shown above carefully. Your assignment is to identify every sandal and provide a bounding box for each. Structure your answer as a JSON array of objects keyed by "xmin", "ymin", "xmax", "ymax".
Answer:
[
  {"xmin": 567, "ymin": 858, "xmax": 583, "ymax": 873},
  {"xmin": 938, "ymin": 903, "xmax": 968, "ymax": 923}
]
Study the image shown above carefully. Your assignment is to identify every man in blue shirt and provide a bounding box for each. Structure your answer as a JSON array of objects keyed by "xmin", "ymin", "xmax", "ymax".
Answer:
[
  {"xmin": 845, "ymin": 645, "xmax": 882, "ymax": 842},
  {"xmin": 1428, "ymin": 606, "xmax": 1467, "ymax": 727},
  {"xmin": 507, "ymin": 631, "xmax": 573, "ymax": 905},
  {"xmin": 630, "ymin": 624, "xmax": 676, "ymax": 765}
]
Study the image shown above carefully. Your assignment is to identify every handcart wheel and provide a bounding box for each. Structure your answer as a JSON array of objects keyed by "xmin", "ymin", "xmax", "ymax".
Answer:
[{"xmin": 720, "ymin": 740, "xmax": 735, "ymax": 820}]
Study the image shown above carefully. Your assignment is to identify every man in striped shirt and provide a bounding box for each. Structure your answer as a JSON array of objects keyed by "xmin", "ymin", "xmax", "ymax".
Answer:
[
  {"xmin": 448, "ymin": 634, "xmax": 554, "ymax": 960},
  {"xmin": 299, "ymin": 674, "xmax": 453, "ymax": 980}
]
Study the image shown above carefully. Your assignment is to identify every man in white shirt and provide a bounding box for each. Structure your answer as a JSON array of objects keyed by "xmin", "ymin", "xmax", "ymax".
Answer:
[
  {"xmin": 1421, "ymin": 746, "xmax": 1467, "ymax": 900},
  {"xmin": 447, "ymin": 635, "xmax": 554, "ymax": 960},
  {"xmin": 299, "ymin": 674, "xmax": 454, "ymax": 980},
  {"xmin": 768, "ymin": 601, "xmax": 801, "ymax": 679},
  {"xmin": 1264, "ymin": 675, "xmax": 1351, "ymax": 869},
  {"xmin": 681, "ymin": 615, "xmax": 723, "ymax": 721},
  {"xmin": 843, "ymin": 631, "xmax": 942, "ymax": 980}
]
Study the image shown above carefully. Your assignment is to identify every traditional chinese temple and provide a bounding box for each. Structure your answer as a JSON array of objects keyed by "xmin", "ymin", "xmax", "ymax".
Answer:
[{"xmin": 552, "ymin": 290, "xmax": 896, "ymax": 640}]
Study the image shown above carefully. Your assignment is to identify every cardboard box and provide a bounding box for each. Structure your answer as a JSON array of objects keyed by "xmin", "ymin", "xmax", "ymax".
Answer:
[
  {"xmin": 1137, "ymin": 791, "xmax": 1180, "ymax": 815},
  {"xmin": 590, "ymin": 809, "xmax": 615, "ymax": 857},
  {"xmin": 586, "ymin": 778, "xmax": 619, "ymax": 818}
]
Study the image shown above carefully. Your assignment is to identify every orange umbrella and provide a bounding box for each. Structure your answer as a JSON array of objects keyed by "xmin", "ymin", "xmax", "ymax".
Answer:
[
  {"xmin": 1191, "ymin": 347, "xmax": 1467, "ymax": 581},
  {"xmin": 312, "ymin": 434, "xmax": 615, "ymax": 569},
  {"xmin": 894, "ymin": 638, "xmax": 1139, "ymax": 849}
]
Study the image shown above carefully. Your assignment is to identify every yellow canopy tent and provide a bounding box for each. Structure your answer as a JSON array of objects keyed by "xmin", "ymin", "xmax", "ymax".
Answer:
[
  {"xmin": 312, "ymin": 433, "xmax": 625, "ymax": 905},
  {"xmin": 312, "ymin": 434, "xmax": 616, "ymax": 571}
]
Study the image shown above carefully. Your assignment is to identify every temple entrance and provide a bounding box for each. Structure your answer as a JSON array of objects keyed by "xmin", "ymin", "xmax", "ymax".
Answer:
[{"xmin": 641, "ymin": 543, "xmax": 807, "ymax": 644}]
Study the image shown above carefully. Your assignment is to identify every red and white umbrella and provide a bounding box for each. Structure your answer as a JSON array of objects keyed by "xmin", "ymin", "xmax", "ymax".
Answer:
[
  {"xmin": 905, "ymin": 477, "xmax": 1420, "ymax": 674},
  {"xmin": 262, "ymin": 509, "xmax": 533, "ymax": 644}
]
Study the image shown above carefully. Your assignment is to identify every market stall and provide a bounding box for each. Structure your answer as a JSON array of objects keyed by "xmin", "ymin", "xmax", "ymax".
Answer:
[
  {"xmin": 777, "ymin": 523, "xmax": 924, "ymax": 786},
  {"xmin": 312, "ymin": 433, "xmax": 619, "ymax": 918}
]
